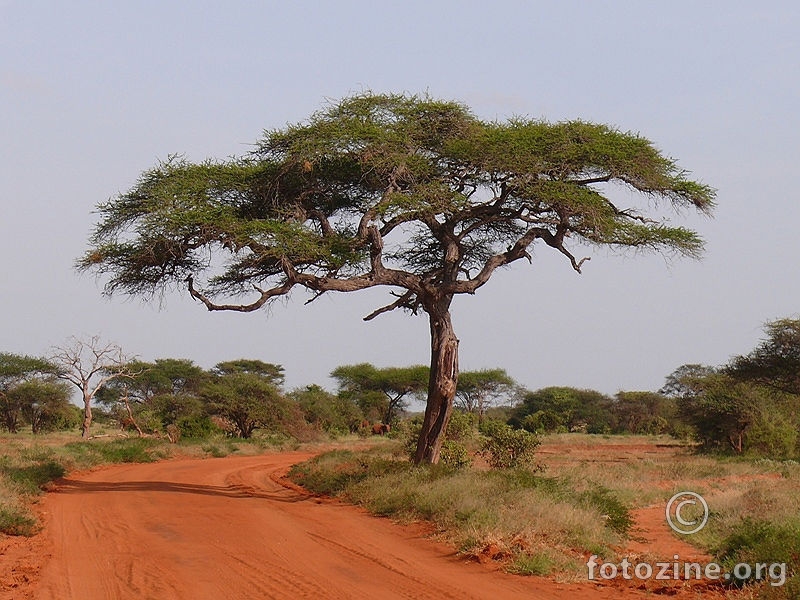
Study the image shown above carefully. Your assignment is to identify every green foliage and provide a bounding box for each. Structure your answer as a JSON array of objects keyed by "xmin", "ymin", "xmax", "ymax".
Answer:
[
  {"xmin": 291, "ymin": 384, "xmax": 363, "ymax": 435},
  {"xmin": 331, "ymin": 363, "xmax": 428, "ymax": 424},
  {"xmin": 728, "ymin": 318, "xmax": 800, "ymax": 395},
  {"xmin": 716, "ymin": 518, "xmax": 800, "ymax": 589},
  {"xmin": 63, "ymin": 438, "xmax": 167, "ymax": 464},
  {"xmin": 80, "ymin": 92, "xmax": 715, "ymax": 464},
  {"xmin": 444, "ymin": 410, "xmax": 476, "ymax": 441},
  {"xmin": 0, "ymin": 459, "xmax": 65, "ymax": 495},
  {"xmin": 577, "ymin": 486, "xmax": 632, "ymax": 534},
  {"xmin": 211, "ymin": 359, "xmax": 284, "ymax": 386},
  {"xmin": 509, "ymin": 552, "xmax": 555, "ymax": 576},
  {"xmin": 11, "ymin": 380, "xmax": 74, "ymax": 434},
  {"xmin": 510, "ymin": 387, "xmax": 612, "ymax": 434},
  {"xmin": 610, "ymin": 391, "xmax": 676, "ymax": 435},
  {"xmin": 176, "ymin": 414, "xmax": 218, "ymax": 439},
  {"xmin": 455, "ymin": 369, "xmax": 515, "ymax": 420},
  {"xmin": 480, "ymin": 424, "xmax": 541, "ymax": 469},
  {"xmin": 0, "ymin": 352, "xmax": 60, "ymax": 433},
  {"xmin": 0, "ymin": 504, "xmax": 38, "ymax": 536},
  {"xmin": 201, "ymin": 372, "xmax": 284, "ymax": 438},
  {"xmin": 745, "ymin": 408, "xmax": 798, "ymax": 458},
  {"xmin": 439, "ymin": 440, "xmax": 472, "ymax": 469},
  {"xmin": 674, "ymin": 369, "xmax": 795, "ymax": 455}
]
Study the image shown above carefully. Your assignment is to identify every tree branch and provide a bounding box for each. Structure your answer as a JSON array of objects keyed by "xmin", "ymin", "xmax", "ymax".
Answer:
[
  {"xmin": 363, "ymin": 290, "xmax": 417, "ymax": 321},
  {"xmin": 187, "ymin": 273, "xmax": 296, "ymax": 312}
]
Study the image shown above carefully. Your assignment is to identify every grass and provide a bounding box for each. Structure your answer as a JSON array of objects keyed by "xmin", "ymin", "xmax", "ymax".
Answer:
[
  {"xmin": 288, "ymin": 433, "xmax": 800, "ymax": 596},
  {"xmin": 289, "ymin": 444, "xmax": 630, "ymax": 574},
  {"xmin": 0, "ymin": 504, "xmax": 38, "ymax": 536}
]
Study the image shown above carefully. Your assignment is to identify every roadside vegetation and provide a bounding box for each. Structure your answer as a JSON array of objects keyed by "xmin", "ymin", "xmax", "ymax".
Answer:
[{"xmin": 2, "ymin": 317, "xmax": 800, "ymax": 597}]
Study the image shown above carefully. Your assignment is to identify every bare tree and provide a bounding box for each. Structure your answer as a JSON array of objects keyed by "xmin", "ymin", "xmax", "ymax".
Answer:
[{"xmin": 51, "ymin": 335, "xmax": 134, "ymax": 438}]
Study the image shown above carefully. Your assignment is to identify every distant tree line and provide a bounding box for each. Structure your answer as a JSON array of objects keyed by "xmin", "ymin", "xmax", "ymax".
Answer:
[{"xmin": 4, "ymin": 317, "xmax": 799, "ymax": 460}]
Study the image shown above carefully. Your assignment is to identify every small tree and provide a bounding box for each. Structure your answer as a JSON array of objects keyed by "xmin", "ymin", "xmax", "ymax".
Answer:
[
  {"xmin": 0, "ymin": 353, "xmax": 59, "ymax": 433},
  {"xmin": 79, "ymin": 93, "xmax": 715, "ymax": 463},
  {"xmin": 291, "ymin": 384, "xmax": 363, "ymax": 435},
  {"xmin": 510, "ymin": 386, "xmax": 612, "ymax": 433},
  {"xmin": 200, "ymin": 362, "xmax": 294, "ymax": 439},
  {"xmin": 727, "ymin": 318, "xmax": 800, "ymax": 395},
  {"xmin": 455, "ymin": 368, "xmax": 514, "ymax": 423},
  {"xmin": 675, "ymin": 370, "xmax": 762, "ymax": 453},
  {"xmin": 51, "ymin": 335, "xmax": 134, "ymax": 438},
  {"xmin": 331, "ymin": 363, "xmax": 428, "ymax": 424},
  {"xmin": 98, "ymin": 357, "xmax": 208, "ymax": 435},
  {"xmin": 13, "ymin": 380, "xmax": 74, "ymax": 434},
  {"xmin": 610, "ymin": 391, "xmax": 676, "ymax": 435}
]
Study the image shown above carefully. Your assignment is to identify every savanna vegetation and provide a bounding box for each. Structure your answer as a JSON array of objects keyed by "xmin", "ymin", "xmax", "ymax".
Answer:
[
  {"xmin": 3, "ymin": 316, "xmax": 800, "ymax": 597},
  {"xmin": 6, "ymin": 93, "xmax": 800, "ymax": 597}
]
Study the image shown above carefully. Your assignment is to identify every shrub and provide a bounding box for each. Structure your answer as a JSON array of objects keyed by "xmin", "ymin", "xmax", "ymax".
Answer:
[
  {"xmin": 0, "ymin": 504, "xmax": 38, "ymax": 536},
  {"xmin": 716, "ymin": 518, "xmax": 800, "ymax": 588},
  {"xmin": 480, "ymin": 424, "xmax": 541, "ymax": 469},
  {"xmin": 64, "ymin": 438, "xmax": 167, "ymax": 465},
  {"xmin": 510, "ymin": 551, "xmax": 555, "ymax": 576},
  {"xmin": 746, "ymin": 413, "xmax": 798, "ymax": 459},
  {"xmin": 176, "ymin": 414, "xmax": 218, "ymax": 439},
  {"xmin": 445, "ymin": 410, "xmax": 476, "ymax": 441},
  {"xmin": 0, "ymin": 459, "xmax": 65, "ymax": 495},
  {"xmin": 439, "ymin": 440, "xmax": 472, "ymax": 469}
]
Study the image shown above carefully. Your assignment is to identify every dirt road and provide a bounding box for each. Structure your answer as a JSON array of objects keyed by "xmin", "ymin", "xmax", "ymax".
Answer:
[{"xmin": 23, "ymin": 451, "xmax": 650, "ymax": 600}]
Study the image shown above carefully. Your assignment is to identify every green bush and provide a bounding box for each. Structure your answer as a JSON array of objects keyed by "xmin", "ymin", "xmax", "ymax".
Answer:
[
  {"xmin": 64, "ymin": 438, "xmax": 167, "ymax": 465},
  {"xmin": 746, "ymin": 414, "xmax": 798, "ymax": 459},
  {"xmin": 716, "ymin": 518, "xmax": 800, "ymax": 589},
  {"xmin": 0, "ymin": 459, "xmax": 65, "ymax": 495},
  {"xmin": 288, "ymin": 450, "xmax": 406, "ymax": 496},
  {"xmin": 0, "ymin": 504, "xmax": 38, "ymax": 536},
  {"xmin": 177, "ymin": 414, "xmax": 218, "ymax": 439},
  {"xmin": 578, "ymin": 485, "xmax": 632, "ymax": 534},
  {"xmin": 445, "ymin": 410, "xmax": 476, "ymax": 441},
  {"xmin": 439, "ymin": 440, "xmax": 471, "ymax": 469},
  {"xmin": 480, "ymin": 424, "xmax": 541, "ymax": 469}
]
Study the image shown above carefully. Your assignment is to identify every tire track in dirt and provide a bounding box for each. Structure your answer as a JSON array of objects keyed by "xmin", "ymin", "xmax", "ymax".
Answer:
[{"xmin": 4, "ymin": 450, "xmax": 723, "ymax": 600}]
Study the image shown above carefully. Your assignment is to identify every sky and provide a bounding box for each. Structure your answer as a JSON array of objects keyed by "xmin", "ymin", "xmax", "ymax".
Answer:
[{"xmin": 2, "ymin": 1, "xmax": 799, "ymax": 400}]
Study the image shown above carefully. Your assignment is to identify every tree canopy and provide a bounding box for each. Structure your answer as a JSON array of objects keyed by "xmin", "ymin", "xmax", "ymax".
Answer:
[
  {"xmin": 331, "ymin": 363, "xmax": 428, "ymax": 424},
  {"xmin": 454, "ymin": 368, "xmax": 515, "ymax": 422},
  {"xmin": 727, "ymin": 318, "xmax": 800, "ymax": 395},
  {"xmin": 79, "ymin": 93, "xmax": 715, "ymax": 463}
]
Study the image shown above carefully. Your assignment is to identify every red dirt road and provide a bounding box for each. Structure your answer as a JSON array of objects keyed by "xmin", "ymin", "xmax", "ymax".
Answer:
[{"xmin": 21, "ymin": 451, "xmax": 651, "ymax": 600}]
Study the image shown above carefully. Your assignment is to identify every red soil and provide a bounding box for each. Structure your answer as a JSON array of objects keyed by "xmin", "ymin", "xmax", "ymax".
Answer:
[{"xmin": 0, "ymin": 445, "xmax": 741, "ymax": 599}]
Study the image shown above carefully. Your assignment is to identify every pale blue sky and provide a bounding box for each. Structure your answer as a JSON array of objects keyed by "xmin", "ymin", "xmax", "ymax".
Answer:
[{"xmin": 2, "ymin": 1, "xmax": 799, "ymax": 398}]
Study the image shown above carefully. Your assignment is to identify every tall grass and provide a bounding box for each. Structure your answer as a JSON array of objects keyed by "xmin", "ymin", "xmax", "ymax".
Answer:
[{"xmin": 289, "ymin": 446, "xmax": 630, "ymax": 576}]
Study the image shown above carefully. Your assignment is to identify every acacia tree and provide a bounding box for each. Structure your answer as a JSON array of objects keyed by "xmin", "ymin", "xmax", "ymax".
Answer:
[
  {"xmin": 331, "ymin": 363, "xmax": 429, "ymax": 424},
  {"xmin": 727, "ymin": 318, "xmax": 800, "ymax": 395},
  {"xmin": 14, "ymin": 379, "xmax": 73, "ymax": 434},
  {"xmin": 98, "ymin": 358, "xmax": 207, "ymax": 435},
  {"xmin": 455, "ymin": 369, "xmax": 515, "ymax": 423},
  {"xmin": 51, "ymin": 335, "xmax": 134, "ymax": 438},
  {"xmin": 78, "ymin": 93, "xmax": 715, "ymax": 463},
  {"xmin": 201, "ymin": 364, "xmax": 289, "ymax": 439},
  {"xmin": 0, "ymin": 353, "xmax": 58, "ymax": 433}
]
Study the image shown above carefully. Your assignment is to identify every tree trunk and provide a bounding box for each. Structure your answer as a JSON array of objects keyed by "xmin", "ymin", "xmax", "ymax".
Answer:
[
  {"xmin": 81, "ymin": 395, "xmax": 93, "ymax": 439},
  {"xmin": 414, "ymin": 304, "xmax": 459, "ymax": 465},
  {"xmin": 122, "ymin": 394, "xmax": 144, "ymax": 437}
]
